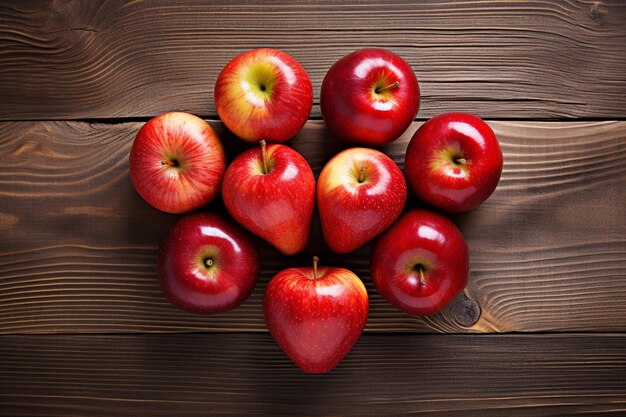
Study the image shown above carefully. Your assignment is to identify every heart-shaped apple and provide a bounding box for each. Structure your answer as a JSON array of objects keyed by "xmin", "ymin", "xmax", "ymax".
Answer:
[
  {"xmin": 264, "ymin": 257, "xmax": 368, "ymax": 373},
  {"xmin": 222, "ymin": 141, "xmax": 315, "ymax": 255},
  {"xmin": 317, "ymin": 147, "xmax": 407, "ymax": 253}
]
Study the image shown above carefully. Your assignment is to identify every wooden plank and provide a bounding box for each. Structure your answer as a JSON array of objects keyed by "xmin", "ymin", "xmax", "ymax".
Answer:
[
  {"xmin": 0, "ymin": 333, "xmax": 625, "ymax": 416},
  {"xmin": 1, "ymin": 0, "xmax": 626, "ymax": 120},
  {"xmin": 0, "ymin": 120, "xmax": 624, "ymax": 334}
]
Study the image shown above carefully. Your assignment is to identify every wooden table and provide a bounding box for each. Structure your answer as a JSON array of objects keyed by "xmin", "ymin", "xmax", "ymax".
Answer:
[{"xmin": 1, "ymin": 1, "xmax": 625, "ymax": 416}]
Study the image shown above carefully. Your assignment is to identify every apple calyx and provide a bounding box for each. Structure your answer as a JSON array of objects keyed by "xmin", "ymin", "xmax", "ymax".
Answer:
[
  {"xmin": 454, "ymin": 157, "xmax": 467, "ymax": 166},
  {"xmin": 312, "ymin": 256, "xmax": 319, "ymax": 279},
  {"xmin": 375, "ymin": 81, "xmax": 400, "ymax": 94},
  {"xmin": 161, "ymin": 159, "xmax": 178, "ymax": 167},
  {"xmin": 205, "ymin": 258, "xmax": 214, "ymax": 267}
]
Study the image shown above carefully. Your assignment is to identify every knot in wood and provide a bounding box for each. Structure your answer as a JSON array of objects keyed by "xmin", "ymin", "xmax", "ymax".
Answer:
[
  {"xmin": 453, "ymin": 297, "xmax": 481, "ymax": 328},
  {"xmin": 589, "ymin": 5, "xmax": 602, "ymax": 22}
]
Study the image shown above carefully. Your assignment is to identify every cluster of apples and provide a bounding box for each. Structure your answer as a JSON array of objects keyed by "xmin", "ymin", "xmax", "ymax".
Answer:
[{"xmin": 129, "ymin": 48, "xmax": 503, "ymax": 374}]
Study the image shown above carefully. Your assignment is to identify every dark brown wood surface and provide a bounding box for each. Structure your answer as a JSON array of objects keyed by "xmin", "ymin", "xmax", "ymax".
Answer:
[
  {"xmin": 1, "ymin": 333, "xmax": 626, "ymax": 416},
  {"xmin": 0, "ymin": 120, "xmax": 624, "ymax": 334},
  {"xmin": 1, "ymin": 0, "xmax": 625, "ymax": 416},
  {"xmin": 1, "ymin": 0, "xmax": 626, "ymax": 120}
]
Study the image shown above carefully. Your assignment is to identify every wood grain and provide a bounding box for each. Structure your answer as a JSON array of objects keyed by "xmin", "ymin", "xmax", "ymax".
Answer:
[
  {"xmin": 1, "ymin": 0, "xmax": 626, "ymax": 120},
  {"xmin": 1, "ymin": 333, "xmax": 625, "ymax": 416},
  {"xmin": 0, "ymin": 120, "xmax": 624, "ymax": 334}
]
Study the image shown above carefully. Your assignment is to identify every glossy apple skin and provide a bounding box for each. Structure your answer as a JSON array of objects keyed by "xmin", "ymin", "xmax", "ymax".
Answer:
[
  {"xmin": 264, "ymin": 265, "xmax": 368, "ymax": 373},
  {"xmin": 215, "ymin": 48, "xmax": 313, "ymax": 143},
  {"xmin": 320, "ymin": 48, "xmax": 419, "ymax": 146},
  {"xmin": 371, "ymin": 209, "xmax": 469, "ymax": 316},
  {"xmin": 405, "ymin": 113, "xmax": 503, "ymax": 213},
  {"xmin": 158, "ymin": 213, "xmax": 259, "ymax": 314},
  {"xmin": 317, "ymin": 148, "xmax": 407, "ymax": 253},
  {"xmin": 129, "ymin": 112, "xmax": 226, "ymax": 214},
  {"xmin": 222, "ymin": 144, "xmax": 315, "ymax": 255}
]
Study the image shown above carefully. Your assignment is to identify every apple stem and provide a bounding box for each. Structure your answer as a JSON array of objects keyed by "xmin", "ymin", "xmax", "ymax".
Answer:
[
  {"xmin": 455, "ymin": 158, "xmax": 467, "ymax": 165},
  {"xmin": 417, "ymin": 265, "xmax": 426, "ymax": 286},
  {"xmin": 312, "ymin": 256, "xmax": 319, "ymax": 280},
  {"xmin": 375, "ymin": 81, "xmax": 400, "ymax": 94},
  {"xmin": 358, "ymin": 166, "xmax": 366, "ymax": 183},
  {"xmin": 260, "ymin": 140, "xmax": 269, "ymax": 174},
  {"xmin": 205, "ymin": 258, "xmax": 214, "ymax": 267},
  {"xmin": 161, "ymin": 160, "xmax": 177, "ymax": 167}
]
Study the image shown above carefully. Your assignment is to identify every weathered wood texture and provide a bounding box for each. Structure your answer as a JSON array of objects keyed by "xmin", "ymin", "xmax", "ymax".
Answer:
[
  {"xmin": 1, "ymin": 333, "xmax": 625, "ymax": 416},
  {"xmin": 0, "ymin": 120, "xmax": 624, "ymax": 334},
  {"xmin": 1, "ymin": 0, "xmax": 626, "ymax": 120}
]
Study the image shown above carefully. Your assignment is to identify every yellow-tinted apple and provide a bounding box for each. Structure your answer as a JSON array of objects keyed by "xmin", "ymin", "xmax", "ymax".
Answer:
[
  {"xmin": 215, "ymin": 48, "xmax": 313, "ymax": 143},
  {"xmin": 317, "ymin": 148, "xmax": 407, "ymax": 253}
]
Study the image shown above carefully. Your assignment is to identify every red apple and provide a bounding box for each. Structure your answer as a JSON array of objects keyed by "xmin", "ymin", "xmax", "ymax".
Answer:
[
  {"xmin": 215, "ymin": 48, "xmax": 313, "ymax": 143},
  {"xmin": 264, "ymin": 257, "xmax": 368, "ymax": 373},
  {"xmin": 129, "ymin": 112, "xmax": 226, "ymax": 214},
  {"xmin": 404, "ymin": 113, "xmax": 503, "ymax": 213},
  {"xmin": 158, "ymin": 212, "xmax": 259, "ymax": 314},
  {"xmin": 320, "ymin": 48, "xmax": 419, "ymax": 146},
  {"xmin": 222, "ymin": 141, "xmax": 315, "ymax": 255},
  {"xmin": 371, "ymin": 209, "xmax": 469, "ymax": 316},
  {"xmin": 317, "ymin": 148, "xmax": 407, "ymax": 254}
]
